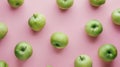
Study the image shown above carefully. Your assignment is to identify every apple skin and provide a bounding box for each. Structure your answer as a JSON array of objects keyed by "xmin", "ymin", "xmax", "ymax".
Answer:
[
  {"xmin": 85, "ymin": 19, "xmax": 103, "ymax": 37},
  {"xmin": 28, "ymin": 13, "xmax": 46, "ymax": 32},
  {"xmin": 112, "ymin": 8, "xmax": 120, "ymax": 25},
  {"xmin": 0, "ymin": 22, "xmax": 8, "ymax": 40},
  {"xmin": 50, "ymin": 32, "xmax": 69, "ymax": 49},
  {"xmin": 0, "ymin": 61, "xmax": 8, "ymax": 67},
  {"xmin": 56, "ymin": 0, "xmax": 74, "ymax": 10},
  {"xmin": 14, "ymin": 41, "xmax": 33, "ymax": 61},
  {"xmin": 47, "ymin": 65, "xmax": 52, "ymax": 67},
  {"xmin": 98, "ymin": 44, "xmax": 117, "ymax": 62},
  {"xmin": 74, "ymin": 54, "xmax": 92, "ymax": 67},
  {"xmin": 8, "ymin": 0, "xmax": 24, "ymax": 8},
  {"xmin": 90, "ymin": 0, "xmax": 106, "ymax": 7}
]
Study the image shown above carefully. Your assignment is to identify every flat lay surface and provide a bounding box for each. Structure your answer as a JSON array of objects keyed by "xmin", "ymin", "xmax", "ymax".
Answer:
[{"xmin": 0, "ymin": 0, "xmax": 120, "ymax": 67}]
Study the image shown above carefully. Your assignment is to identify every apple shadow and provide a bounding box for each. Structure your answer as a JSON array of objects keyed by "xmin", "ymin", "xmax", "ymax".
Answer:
[
  {"xmin": 89, "ymin": 5, "xmax": 99, "ymax": 10},
  {"xmin": 110, "ymin": 18, "xmax": 120, "ymax": 32},
  {"xmin": 8, "ymin": 5, "xmax": 23, "ymax": 11},
  {"xmin": 52, "ymin": 47, "xmax": 64, "ymax": 53},
  {"xmin": 113, "ymin": 24, "xmax": 120, "ymax": 31},
  {"xmin": 84, "ymin": 33, "xmax": 100, "ymax": 43},
  {"xmin": 86, "ymin": 0, "xmax": 99, "ymax": 10},
  {"xmin": 100, "ymin": 60, "xmax": 114, "ymax": 67},
  {"xmin": 0, "ymin": 35, "xmax": 9, "ymax": 47},
  {"xmin": 9, "ymin": 7, "xmax": 18, "ymax": 10},
  {"xmin": 58, "ymin": 8, "xmax": 69, "ymax": 12},
  {"xmin": 29, "ymin": 29, "xmax": 41, "ymax": 35},
  {"xmin": 15, "ymin": 59, "xmax": 26, "ymax": 67},
  {"xmin": 55, "ymin": 4, "xmax": 72, "ymax": 13},
  {"xmin": 0, "ymin": 38, "xmax": 6, "ymax": 43},
  {"xmin": 86, "ymin": 0, "xmax": 106, "ymax": 12},
  {"xmin": 0, "ymin": 40, "xmax": 6, "ymax": 49}
]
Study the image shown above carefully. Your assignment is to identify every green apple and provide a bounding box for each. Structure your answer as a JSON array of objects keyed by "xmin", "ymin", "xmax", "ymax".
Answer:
[
  {"xmin": 0, "ymin": 22, "xmax": 8, "ymax": 39},
  {"xmin": 112, "ymin": 8, "xmax": 120, "ymax": 25},
  {"xmin": 14, "ymin": 41, "xmax": 33, "ymax": 61},
  {"xmin": 98, "ymin": 44, "xmax": 117, "ymax": 62},
  {"xmin": 50, "ymin": 32, "xmax": 68, "ymax": 49},
  {"xmin": 28, "ymin": 13, "xmax": 46, "ymax": 32},
  {"xmin": 8, "ymin": 0, "xmax": 24, "ymax": 8},
  {"xmin": 56, "ymin": 0, "xmax": 74, "ymax": 10},
  {"xmin": 0, "ymin": 60, "xmax": 8, "ymax": 67},
  {"xmin": 85, "ymin": 19, "xmax": 103, "ymax": 37},
  {"xmin": 90, "ymin": 0, "xmax": 106, "ymax": 7},
  {"xmin": 74, "ymin": 54, "xmax": 92, "ymax": 67},
  {"xmin": 47, "ymin": 65, "xmax": 52, "ymax": 67}
]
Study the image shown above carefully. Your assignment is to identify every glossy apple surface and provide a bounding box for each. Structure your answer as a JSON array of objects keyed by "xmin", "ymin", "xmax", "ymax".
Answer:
[
  {"xmin": 112, "ymin": 8, "xmax": 120, "ymax": 25},
  {"xmin": 98, "ymin": 44, "xmax": 117, "ymax": 62},
  {"xmin": 56, "ymin": 0, "xmax": 74, "ymax": 10},
  {"xmin": 50, "ymin": 32, "xmax": 69, "ymax": 49},
  {"xmin": 28, "ymin": 13, "xmax": 46, "ymax": 32},
  {"xmin": 8, "ymin": 0, "xmax": 24, "ymax": 8},
  {"xmin": 74, "ymin": 54, "xmax": 92, "ymax": 67},
  {"xmin": 0, "ymin": 22, "xmax": 8, "ymax": 39},
  {"xmin": 85, "ymin": 19, "xmax": 103, "ymax": 37},
  {"xmin": 90, "ymin": 0, "xmax": 106, "ymax": 7},
  {"xmin": 14, "ymin": 41, "xmax": 33, "ymax": 60},
  {"xmin": 0, "ymin": 61, "xmax": 8, "ymax": 67}
]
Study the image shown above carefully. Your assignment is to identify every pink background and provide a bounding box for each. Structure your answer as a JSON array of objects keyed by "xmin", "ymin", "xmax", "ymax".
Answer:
[{"xmin": 0, "ymin": 0, "xmax": 120, "ymax": 67}]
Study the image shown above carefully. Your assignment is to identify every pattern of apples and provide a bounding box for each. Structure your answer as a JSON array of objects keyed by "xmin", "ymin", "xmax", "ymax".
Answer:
[{"xmin": 0, "ymin": 0, "xmax": 119, "ymax": 67}]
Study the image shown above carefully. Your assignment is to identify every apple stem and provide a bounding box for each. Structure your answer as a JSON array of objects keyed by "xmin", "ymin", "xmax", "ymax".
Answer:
[
  {"xmin": 55, "ymin": 43, "xmax": 60, "ymax": 47},
  {"xmin": 80, "ymin": 56, "xmax": 84, "ymax": 61},
  {"xmin": 92, "ymin": 24, "xmax": 97, "ymax": 28},
  {"xmin": 107, "ymin": 51, "xmax": 111, "ymax": 54},
  {"xmin": 21, "ymin": 46, "xmax": 27, "ymax": 51},
  {"xmin": 33, "ymin": 14, "xmax": 38, "ymax": 18},
  {"xmin": 16, "ymin": 3, "xmax": 20, "ymax": 6}
]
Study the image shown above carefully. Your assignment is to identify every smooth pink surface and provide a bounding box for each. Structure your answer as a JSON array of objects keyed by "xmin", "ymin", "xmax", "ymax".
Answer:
[{"xmin": 0, "ymin": 0, "xmax": 120, "ymax": 67}]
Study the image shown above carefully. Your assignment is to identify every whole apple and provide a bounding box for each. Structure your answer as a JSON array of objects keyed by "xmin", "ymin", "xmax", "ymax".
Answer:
[
  {"xmin": 74, "ymin": 54, "xmax": 92, "ymax": 67},
  {"xmin": 28, "ymin": 13, "xmax": 46, "ymax": 32},
  {"xmin": 8, "ymin": 0, "xmax": 24, "ymax": 8},
  {"xmin": 90, "ymin": 0, "xmax": 106, "ymax": 7},
  {"xmin": 0, "ymin": 60, "xmax": 8, "ymax": 67},
  {"xmin": 98, "ymin": 44, "xmax": 117, "ymax": 62},
  {"xmin": 50, "ymin": 32, "xmax": 68, "ymax": 49},
  {"xmin": 85, "ymin": 19, "xmax": 103, "ymax": 37},
  {"xmin": 14, "ymin": 41, "xmax": 33, "ymax": 61},
  {"xmin": 56, "ymin": 0, "xmax": 74, "ymax": 10},
  {"xmin": 0, "ymin": 22, "xmax": 8, "ymax": 39},
  {"xmin": 112, "ymin": 8, "xmax": 120, "ymax": 25}
]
